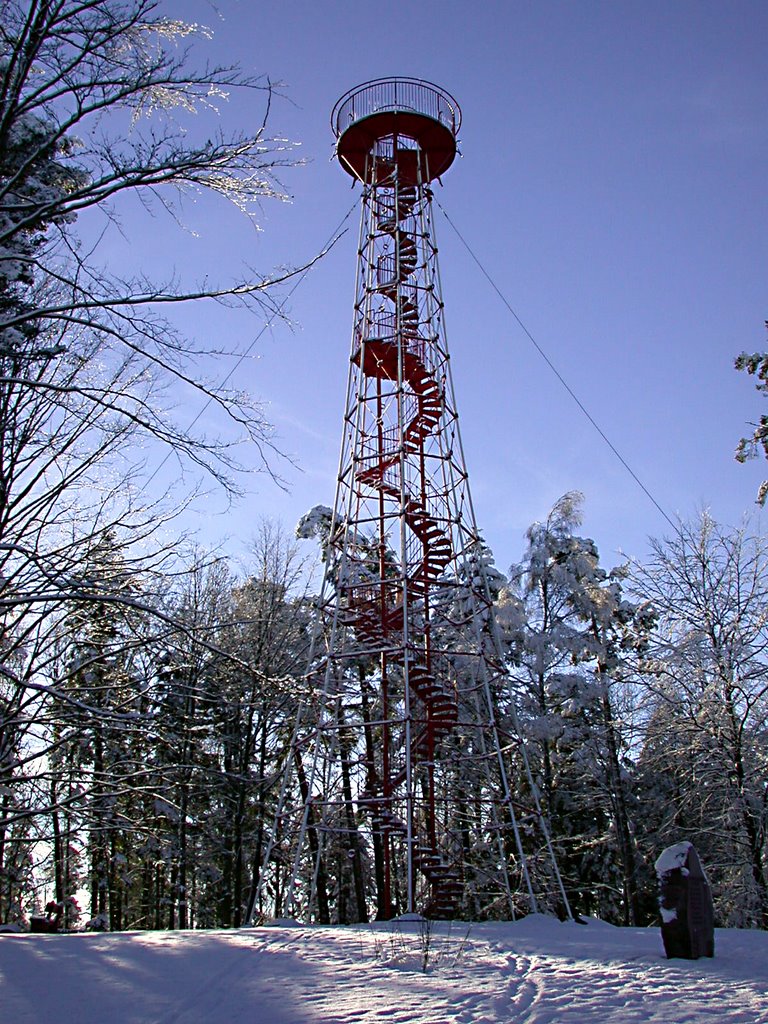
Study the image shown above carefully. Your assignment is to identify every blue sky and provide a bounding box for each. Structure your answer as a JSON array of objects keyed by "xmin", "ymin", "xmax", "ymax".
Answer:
[{"xmin": 113, "ymin": 0, "xmax": 768, "ymax": 573}]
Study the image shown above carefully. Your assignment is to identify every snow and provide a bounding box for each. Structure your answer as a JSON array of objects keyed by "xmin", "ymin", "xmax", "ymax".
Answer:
[
  {"xmin": 295, "ymin": 504, "xmax": 332, "ymax": 539},
  {"xmin": 655, "ymin": 841, "xmax": 693, "ymax": 877},
  {"xmin": 1, "ymin": 915, "xmax": 767, "ymax": 1023}
]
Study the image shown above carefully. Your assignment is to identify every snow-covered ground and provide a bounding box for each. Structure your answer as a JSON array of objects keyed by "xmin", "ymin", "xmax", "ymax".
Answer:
[{"xmin": 1, "ymin": 915, "xmax": 766, "ymax": 1023}]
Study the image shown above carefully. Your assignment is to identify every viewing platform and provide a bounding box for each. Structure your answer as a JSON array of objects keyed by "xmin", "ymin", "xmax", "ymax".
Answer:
[{"xmin": 331, "ymin": 77, "xmax": 462, "ymax": 183}]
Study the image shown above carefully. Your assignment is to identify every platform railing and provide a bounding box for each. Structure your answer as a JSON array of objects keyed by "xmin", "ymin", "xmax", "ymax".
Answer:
[{"xmin": 332, "ymin": 78, "xmax": 461, "ymax": 139}]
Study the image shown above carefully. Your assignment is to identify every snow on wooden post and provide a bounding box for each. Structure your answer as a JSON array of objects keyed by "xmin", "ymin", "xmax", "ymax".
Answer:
[{"xmin": 655, "ymin": 842, "xmax": 715, "ymax": 960}]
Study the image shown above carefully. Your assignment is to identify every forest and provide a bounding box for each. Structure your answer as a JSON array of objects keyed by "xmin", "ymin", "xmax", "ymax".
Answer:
[{"xmin": 0, "ymin": 1, "xmax": 766, "ymax": 934}]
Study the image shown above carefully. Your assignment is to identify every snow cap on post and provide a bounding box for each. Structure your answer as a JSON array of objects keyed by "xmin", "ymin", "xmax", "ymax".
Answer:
[{"xmin": 654, "ymin": 841, "xmax": 693, "ymax": 878}]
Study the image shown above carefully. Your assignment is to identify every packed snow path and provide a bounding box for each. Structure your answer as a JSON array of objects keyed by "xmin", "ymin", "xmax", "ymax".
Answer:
[{"xmin": 1, "ymin": 915, "xmax": 766, "ymax": 1023}]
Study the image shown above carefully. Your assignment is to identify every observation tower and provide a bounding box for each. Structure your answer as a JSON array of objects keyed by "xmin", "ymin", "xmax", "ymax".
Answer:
[{"xmin": 257, "ymin": 79, "xmax": 568, "ymax": 923}]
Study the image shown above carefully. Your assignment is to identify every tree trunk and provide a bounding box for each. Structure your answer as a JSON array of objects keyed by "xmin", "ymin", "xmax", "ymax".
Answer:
[
  {"xmin": 598, "ymin": 669, "xmax": 640, "ymax": 927},
  {"xmin": 294, "ymin": 749, "xmax": 330, "ymax": 923},
  {"xmin": 338, "ymin": 706, "xmax": 368, "ymax": 923}
]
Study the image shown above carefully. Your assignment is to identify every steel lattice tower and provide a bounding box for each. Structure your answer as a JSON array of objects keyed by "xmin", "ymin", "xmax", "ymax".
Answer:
[{"xmin": 257, "ymin": 79, "xmax": 569, "ymax": 924}]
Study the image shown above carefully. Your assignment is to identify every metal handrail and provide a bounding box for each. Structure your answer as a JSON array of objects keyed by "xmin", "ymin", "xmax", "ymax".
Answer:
[{"xmin": 332, "ymin": 77, "xmax": 461, "ymax": 139}]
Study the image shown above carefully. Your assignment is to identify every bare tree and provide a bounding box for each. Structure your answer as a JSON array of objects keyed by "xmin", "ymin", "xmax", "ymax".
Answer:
[
  {"xmin": 735, "ymin": 322, "xmax": 768, "ymax": 505},
  {"xmin": 631, "ymin": 512, "xmax": 768, "ymax": 927},
  {"xmin": 0, "ymin": 0, "xmax": 302, "ymax": 488},
  {"xmin": 0, "ymin": 0, "xmax": 307, "ymax": 924}
]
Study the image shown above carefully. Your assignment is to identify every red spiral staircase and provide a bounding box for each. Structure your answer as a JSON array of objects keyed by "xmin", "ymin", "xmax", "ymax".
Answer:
[{"xmin": 346, "ymin": 178, "xmax": 463, "ymax": 917}]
